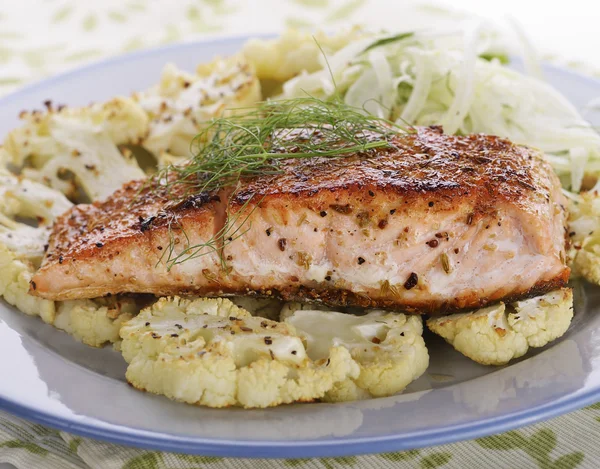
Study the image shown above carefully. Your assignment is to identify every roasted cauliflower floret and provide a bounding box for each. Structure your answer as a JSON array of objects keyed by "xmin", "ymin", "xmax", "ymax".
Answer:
[
  {"xmin": 119, "ymin": 297, "xmax": 359, "ymax": 408},
  {"xmin": 567, "ymin": 190, "xmax": 600, "ymax": 283},
  {"xmin": 243, "ymin": 28, "xmax": 366, "ymax": 83},
  {"xmin": 0, "ymin": 169, "xmax": 72, "ymax": 262},
  {"xmin": 0, "ymin": 244, "xmax": 55, "ymax": 323},
  {"xmin": 134, "ymin": 55, "xmax": 261, "ymax": 160},
  {"xmin": 0, "ymin": 169, "xmax": 72, "ymax": 222},
  {"xmin": 0, "ymin": 172, "xmax": 71, "ymax": 324},
  {"xmin": 284, "ymin": 310, "xmax": 429, "ymax": 402},
  {"xmin": 54, "ymin": 296, "xmax": 140, "ymax": 348},
  {"xmin": 427, "ymin": 288, "xmax": 573, "ymax": 366},
  {"xmin": 2, "ymin": 97, "xmax": 148, "ymax": 201}
]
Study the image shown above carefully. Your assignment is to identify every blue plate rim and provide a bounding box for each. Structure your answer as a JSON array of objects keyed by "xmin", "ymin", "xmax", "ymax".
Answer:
[
  {"xmin": 0, "ymin": 383, "xmax": 599, "ymax": 458},
  {"xmin": 0, "ymin": 35, "xmax": 599, "ymax": 459}
]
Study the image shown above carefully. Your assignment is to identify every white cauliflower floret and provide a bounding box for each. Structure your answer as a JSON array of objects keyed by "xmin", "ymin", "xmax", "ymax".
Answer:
[
  {"xmin": 284, "ymin": 309, "xmax": 429, "ymax": 402},
  {"xmin": 509, "ymin": 291, "xmax": 574, "ymax": 347},
  {"xmin": 0, "ymin": 169, "xmax": 72, "ymax": 222},
  {"xmin": 567, "ymin": 190, "xmax": 600, "ymax": 283},
  {"xmin": 427, "ymin": 288, "xmax": 573, "ymax": 366},
  {"xmin": 243, "ymin": 28, "xmax": 366, "ymax": 83},
  {"xmin": 119, "ymin": 297, "xmax": 359, "ymax": 408},
  {"xmin": 0, "ymin": 169, "xmax": 72, "ymax": 262},
  {"xmin": 0, "ymin": 244, "xmax": 55, "ymax": 323},
  {"xmin": 54, "ymin": 297, "xmax": 140, "ymax": 348},
  {"xmin": 0, "ymin": 171, "xmax": 70, "ymax": 324},
  {"xmin": 134, "ymin": 55, "xmax": 261, "ymax": 160},
  {"xmin": 2, "ymin": 97, "xmax": 148, "ymax": 201}
]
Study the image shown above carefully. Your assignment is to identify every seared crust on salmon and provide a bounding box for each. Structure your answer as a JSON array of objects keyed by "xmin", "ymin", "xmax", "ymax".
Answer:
[{"xmin": 31, "ymin": 127, "xmax": 570, "ymax": 314}]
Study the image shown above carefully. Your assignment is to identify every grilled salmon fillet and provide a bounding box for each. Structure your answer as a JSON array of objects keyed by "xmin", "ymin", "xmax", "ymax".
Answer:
[{"xmin": 30, "ymin": 126, "xmax": 569, "ymax": 314}]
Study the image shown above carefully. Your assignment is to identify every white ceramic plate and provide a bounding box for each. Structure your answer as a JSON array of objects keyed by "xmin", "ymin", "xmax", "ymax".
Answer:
[{"xmin": 1, "ymin": 35, "xmax": 600, "ymax": 459}]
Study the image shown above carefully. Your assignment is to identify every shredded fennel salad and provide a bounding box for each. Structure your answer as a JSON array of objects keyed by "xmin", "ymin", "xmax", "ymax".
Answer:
[{"xmin": 266, "ymin": 27, "xmax": 600, "ymax": 194}]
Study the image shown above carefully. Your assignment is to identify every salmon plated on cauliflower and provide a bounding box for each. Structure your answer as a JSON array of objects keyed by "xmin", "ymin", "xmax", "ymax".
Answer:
[
  {"xmin": 31, "ymin": 126, "xmax": 569, "ymax": 314},
  {"xmin": 0, "ymin": 27, "xmax": 588, "ymax": 410}
]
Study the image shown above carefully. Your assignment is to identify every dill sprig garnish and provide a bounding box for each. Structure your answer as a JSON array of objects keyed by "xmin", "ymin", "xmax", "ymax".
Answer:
[
  {"xmin": 152, "ymin": 96, "xmax": 408, "ymax": 198},
  {"xmin": 147, "ymin": 96, "xmax": 410, "ymax": 270}
]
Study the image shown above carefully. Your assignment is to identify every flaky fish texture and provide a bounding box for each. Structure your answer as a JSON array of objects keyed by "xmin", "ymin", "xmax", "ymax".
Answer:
[{"xmin": 31, "ymin": 126, "xmax": 569, "ymax": 314}]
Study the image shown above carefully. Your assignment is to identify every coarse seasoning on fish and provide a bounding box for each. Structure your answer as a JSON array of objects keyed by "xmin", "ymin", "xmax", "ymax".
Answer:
[{"xmin": 30, "ymin": 126, "xmax": 569, "ymax": 314}]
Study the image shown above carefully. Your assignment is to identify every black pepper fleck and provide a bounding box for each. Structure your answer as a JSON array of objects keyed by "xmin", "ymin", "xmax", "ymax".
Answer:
[
  {"xmin": 278, "ymin": 238, "xmax": 287, "ymax": 251},
  {"xmin": 320, "ymin": 210, "xmax": 327, "ymax": 217},
  {"xmin": 266, "ymin": 228, "xmax": 272, "ymax": 236},
  {"xmin": 357, "ymin": 257, "xmax": 366, "ymax": 265},
  {"xmin": 404, "ymin": 272, "xmax": 418, "ymax": 290},
  {"xmin": 95, "ymin": 242, "xmax": 104, "ymax": 248},
  {"xmin": 264, "ymin": 337, "xmax": 273, "ymax": 345},
  {"xmin": 428, "ymin": 201, "xmax": 434, "ymax": 207}
]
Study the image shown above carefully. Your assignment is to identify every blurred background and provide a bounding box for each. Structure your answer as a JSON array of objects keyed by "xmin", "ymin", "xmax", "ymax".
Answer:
[{"xmin": 0, "ymin": 0, "xmax": 598, "ymax": 96}]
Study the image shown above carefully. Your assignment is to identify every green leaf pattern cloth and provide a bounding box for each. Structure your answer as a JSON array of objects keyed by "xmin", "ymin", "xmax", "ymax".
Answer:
[{"xmin": 0, "ymin": 0, "xmax": 599, "ymax": 468}]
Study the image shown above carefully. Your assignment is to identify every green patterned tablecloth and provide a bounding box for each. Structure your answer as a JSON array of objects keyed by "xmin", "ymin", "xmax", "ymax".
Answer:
[{"xmin": 1, "ymin": 1, "xmax": 599, "ymax": 468}]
